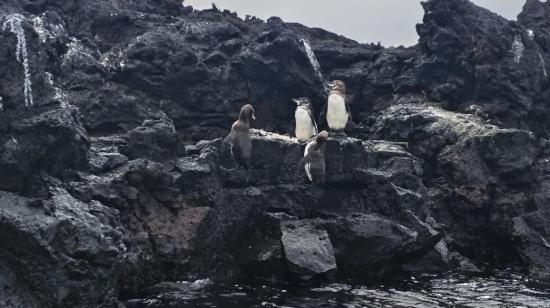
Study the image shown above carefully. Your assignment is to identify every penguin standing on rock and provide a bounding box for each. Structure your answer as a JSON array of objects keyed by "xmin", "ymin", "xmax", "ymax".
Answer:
[
  {"xmin": 300, "ymin": 130, "xmax": 329, "ymax": 184},
  {"xmin": 223, "ymin": 104, "xmax": 256, "ymax": 170},
  {"xmin": 293, "ymin": 97, "xmax": 318, "ymax": 142},
  {"xmin": 323, "ymin": 80, "xmax": 350, "ymax": 135}
]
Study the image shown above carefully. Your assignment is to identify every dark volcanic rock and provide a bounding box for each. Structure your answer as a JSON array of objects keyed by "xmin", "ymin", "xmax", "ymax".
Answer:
[
  {"xmin": 513, "ymin": 155, "xmax": 550, "ymax": 280},
  {"xmin": 416, "ymin": 0, "xmax": 549, "ymax": 133},
  {"xmin": 324, "ymin": 214, "xmax": 426, "ymax": 278},
  {"xmin": 188, "ymin": 131, "xmax": 439, "ymax": 284},
  {"xmin": 88, "ymin": 135, "xmax": 129, "ymax": 174},
  {"xmin": 0, "ymin": 107, "xmax": 89, "ymax": 191},
  {"xmin": 0, "ymin": 188, "xmax": 124, "ymax": 307},
  {"xmin": 1, "ymin": 0, "xmax": 550, "ymax": 305},
  {"xmin": 280, "ymin": 220, "xmax": 337, "ymax": 280},
  {"xmin": 372, "ymin": 103, "xmax": 539, "ymax": 273},
  {"xmin": 121, "ymin": 117, "xmax": 180, "ymax": 161}
]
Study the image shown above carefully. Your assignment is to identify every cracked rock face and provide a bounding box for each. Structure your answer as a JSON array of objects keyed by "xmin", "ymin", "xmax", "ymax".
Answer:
[{"xmin": 1, "ymin": 0, "xmax": 550, "ymax": 306}]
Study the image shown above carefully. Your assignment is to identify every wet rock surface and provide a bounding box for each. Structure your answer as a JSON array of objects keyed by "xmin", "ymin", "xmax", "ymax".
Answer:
[{"xmin": 0, "ymin": 0, "xmax": 550, "ymax": 306}]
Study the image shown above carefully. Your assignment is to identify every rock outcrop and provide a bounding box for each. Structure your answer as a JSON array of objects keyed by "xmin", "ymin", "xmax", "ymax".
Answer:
[
  {"xmin": 0, "ymin": 188, "xmax": 124, "ymax": 307},
  {"xmin": 0, "ymin": 0, "xmax": 550, "ymax": 306}
]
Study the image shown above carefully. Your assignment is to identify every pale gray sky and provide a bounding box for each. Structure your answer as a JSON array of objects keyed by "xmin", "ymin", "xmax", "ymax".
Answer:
[{"xmin": 184, "ymin": 0, "xmax": 528, "ymax": 46}]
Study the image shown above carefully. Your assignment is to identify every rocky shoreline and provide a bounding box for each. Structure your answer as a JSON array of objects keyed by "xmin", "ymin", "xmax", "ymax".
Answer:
[{"xmin": 1, "ymin": 0, "xmax": 550, "ymax": 307}]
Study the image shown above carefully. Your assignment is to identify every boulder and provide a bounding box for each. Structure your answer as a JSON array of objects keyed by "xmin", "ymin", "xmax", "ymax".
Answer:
[
  {"xmin": 0, "ymin": 189, "xmax": 125, "ymax": 307},
  {"xmin": 372, "ymin": 103, "xmax": 539, "ymax": 269},
  {"xmin": 88, "ymin": 135, "xmax": 129, "ymax": 174},
  {"xmin": 121, "ymin": 117, "xmax": 180, "ymax": 161},
  {"xmin": 324, "ymin": 214, "xmax": 426, "ymax": 278},
  {"xmin": 280, "ymin": 220, "xmax": 337, "ymax": 280},
  {"xmin": 0, "ymin": 107, "xmax": 89, "ymax": 191}
]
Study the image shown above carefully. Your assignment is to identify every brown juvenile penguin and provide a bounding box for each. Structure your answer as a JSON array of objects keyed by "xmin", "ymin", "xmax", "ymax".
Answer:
[
  {"xmin": 224, "ymin": 104, "xmax": 256, "ymax": 170},
  {"xmin": 300, "ymin": 130, "xmax": 329, "ymax": 184}
]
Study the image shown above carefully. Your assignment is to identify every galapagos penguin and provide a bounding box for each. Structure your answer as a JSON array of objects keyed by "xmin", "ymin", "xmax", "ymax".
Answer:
[
  {"xmin": 323, "ymin": 80, "xmax": 350, "ymax": 134},
  {"xmin": 300, "ymin": 130, "xmax": 329, "ymax": 184},
  {"xmin": 224, "ymin": 104, "xmax": 255, "ymax": 170},
  {"xmin": 293, "ymin": 97, "xmax": 318, "ymax": 142}
]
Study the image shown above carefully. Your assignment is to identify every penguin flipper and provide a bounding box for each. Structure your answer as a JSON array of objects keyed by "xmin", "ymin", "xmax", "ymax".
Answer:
[
  {"xmin": 231, "ymin": 133, "xmax": 252, "ymax": 170},
  {"xmin": 345, "ymin": 103, "xmax": 355, "ymax": 130},
  {"xmin": 299, "ymin": 153, "xmax": 313, "ymax": 167},
  {"xmin": 307, "ymin": 108, "xmax": 318, "ymax": 134},
  {"xmin": 318, "ymin": 102, "xmax": 328, "ymax": 130},
  {"xmin": 230, "ymin": 139, "xmax": 244, "ymax": 167},
  {"xmin": 344, "ymin": 95, "xmax": 355, "ymax": 130},
  {"xmin": 221, "ymin": 133, "xmax": 232, "ymax": 156},
  {"xmin": 223, "ymin": 132, "xmax": 231, "ymax": 144}
]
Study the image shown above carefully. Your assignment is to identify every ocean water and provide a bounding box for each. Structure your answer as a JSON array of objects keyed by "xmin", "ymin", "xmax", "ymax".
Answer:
[{"xmin": 128, "ymin": 272, "xmax": 550, "ymax": 308}]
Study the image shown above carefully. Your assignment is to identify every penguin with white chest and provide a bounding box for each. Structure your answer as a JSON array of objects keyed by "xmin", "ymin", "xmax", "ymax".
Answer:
[
  {"xmin": 323, "ymin": 80, "xmax": 350, "ymax": 134},
  {"xmin": 223, "ymin": 104, "xmax": 256, "ymax": 170},
  {"xmin": 293, "ymin": 97, "xmax": 318, "ymax": 142},
  {"xmin": 300, "ymin": 130, "xmax": 329, "ymax": 184}
]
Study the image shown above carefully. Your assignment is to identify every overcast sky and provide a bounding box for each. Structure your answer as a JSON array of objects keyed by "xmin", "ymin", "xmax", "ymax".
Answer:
[{"xmin": 184, "ymin": 0, "xmax": 528, "ymax": 46}]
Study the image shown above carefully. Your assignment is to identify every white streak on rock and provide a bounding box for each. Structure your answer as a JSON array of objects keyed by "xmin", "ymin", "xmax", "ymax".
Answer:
[
  {"xmin": 540, "ymin": 52, "xmax": 548, "ymax": 78},
  {"xmin": 100, "ymin": 48, "xmax": 122, "ymax": 69},
  {"xmin": 512, "ymin": 35, "xmax": 524, "ymax": 63},
  {"xmin": 300, "ymin": 39, "xmax": 328, "ymax": 93},
  {"xmin": 32, "ymin": 15, "xmax": 66, "ymax": 44},
  {"xmin": 63, "ymin": 37, "xmax": 94, "ymax": 64},
  {"xmin": 45, "ymin": 72, "xmax": 69, "ymax": 108},
  {"xmin": 182, "ymin": 21, "xmax": 205, "ymax": 36},
  {"xmin": 2, "ymin": 14, "xmax": 33, "ymax": 107},
  {"xmin": 32, "ymin": 16, "xmax": 48, "ymax": 43}
]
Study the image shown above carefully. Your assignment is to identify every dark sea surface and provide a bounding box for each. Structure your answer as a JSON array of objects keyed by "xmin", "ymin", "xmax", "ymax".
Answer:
[{"xmin": 128, "ymin": 272, "xmax": 550, "ymax": 308}]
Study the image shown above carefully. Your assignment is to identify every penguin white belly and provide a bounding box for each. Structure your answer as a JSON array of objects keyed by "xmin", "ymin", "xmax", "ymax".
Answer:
[
  {"xmin": 295, "ymin": 109, "xmax": 316, "ymax": 141},
  {"xmin": 327, "ymin": 94, "xmax": 348, "ymax": 130},
  {"xmin": 304, "ymin": 142, "xmax": 314, "ymax": 181}
]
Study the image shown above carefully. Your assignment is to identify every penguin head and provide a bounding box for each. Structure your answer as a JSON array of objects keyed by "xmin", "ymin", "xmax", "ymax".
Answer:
[
  {"xmin": 239, "ymin": 104, "xmax": 256, "ymax": 121},
  {"xmin": 328, "ymin": 80, "xmax": 346, "ymax": 94},
  {"xmin": 316, "ymin": 130, "xmax": 329, "ymax": 142},
  {"xmin": 292, "ymin": 97, "xmax": 312, "ymax": 109}
]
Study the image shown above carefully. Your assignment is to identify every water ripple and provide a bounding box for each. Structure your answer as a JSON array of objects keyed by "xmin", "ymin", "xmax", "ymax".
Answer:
[{"xmin": 127, "ymin": 272, "xmax": 550, "ymax": 308}]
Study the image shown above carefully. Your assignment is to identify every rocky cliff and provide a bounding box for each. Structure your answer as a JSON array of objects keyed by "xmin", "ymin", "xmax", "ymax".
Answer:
[{"xmin": 1, "ymin": 0, "xmax": 550, "ymax": 307}]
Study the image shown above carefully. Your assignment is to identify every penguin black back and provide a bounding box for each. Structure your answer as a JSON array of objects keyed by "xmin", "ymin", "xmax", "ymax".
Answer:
[{"xmin": 224, "ymin": 104, "xmax": 255, "ymax": 169}]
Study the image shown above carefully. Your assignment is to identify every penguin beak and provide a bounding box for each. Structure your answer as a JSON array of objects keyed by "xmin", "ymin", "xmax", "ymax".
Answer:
[
  {"xmin": 292, "ymin": 98, "xmax": 300, "ymax": 104},
  {"xmin": 252, "ymin": 113, "xmax": 256, "ymax": 120},
  {"xmin": 328, "ymin": 82, "xmax": 335, "ymax": 88}
]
